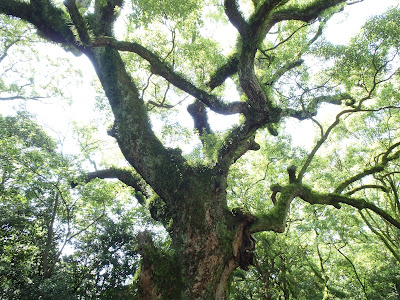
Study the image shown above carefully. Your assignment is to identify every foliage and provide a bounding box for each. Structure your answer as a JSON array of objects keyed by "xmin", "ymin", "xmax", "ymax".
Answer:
[
  {"xmin": 1, "ymin": 0, "xmax": 400, "ymax": 299},
  {"xmin": 0, "ymin": 114, "xmax": 144, "ymax": 299}
]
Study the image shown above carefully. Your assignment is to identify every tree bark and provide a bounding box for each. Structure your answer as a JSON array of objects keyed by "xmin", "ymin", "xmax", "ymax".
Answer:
[
  {"xmin": 41, "ymin": 192, "xmax": 59, "ymax": 279},
  {"xmin": 136, "ymin": 171, "xmax": 256, "ymax": 299}
]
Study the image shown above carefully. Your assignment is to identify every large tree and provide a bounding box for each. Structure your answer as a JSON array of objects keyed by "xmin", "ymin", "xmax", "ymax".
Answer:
[{"xmin": 1, "ymin": 0, "xmax": 400, "ymax": 298}]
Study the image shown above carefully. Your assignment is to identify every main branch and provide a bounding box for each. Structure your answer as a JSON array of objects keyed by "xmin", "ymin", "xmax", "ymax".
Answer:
[
  {"xmin": 0, "ymin": 0, "xmax": 78, "ymax": 48},
  {"xmin": 91, "ymin": 37, "xmax": 248, "ymax": 116}
]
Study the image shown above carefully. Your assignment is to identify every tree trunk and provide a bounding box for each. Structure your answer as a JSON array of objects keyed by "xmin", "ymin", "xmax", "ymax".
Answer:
[
  {"xmin": 41, "ymin": 192, "xmax": 59, "ymax": 279},
  {"xmin": 136, "ymin": 173, "xmax": 256, "ymax": 299},
  {"xmin": 82, "ymin": 46, "xmax": 257, "ymax": 298}
]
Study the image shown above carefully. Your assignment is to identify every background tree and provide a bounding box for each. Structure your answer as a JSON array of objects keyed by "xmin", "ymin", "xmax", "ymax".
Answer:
[
  {"xmin": 1, "ymin": 0, "xmax": 400, "ymax": 299},
  {"xmin": 0, "ymin": 113, "xmax": 143, "ymax": 299}
]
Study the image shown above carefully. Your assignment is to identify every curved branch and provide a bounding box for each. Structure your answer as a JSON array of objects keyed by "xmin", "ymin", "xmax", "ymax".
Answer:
[
  {"xmin": 384, "ymin": 175, "xmax": 400, "ymax": 216},
  {"xmin": 207, "ymin": 0, "xmax": 340, "ymax": 92},
  {"xmin": 86, "ymin": 167, "xmax": 143, "ymax": 188},
  {"xmin": 270, "ymin": 0, "xmax": 346, "ymax": 24},
  {"xmin": 262, "ymin": 20, "xmax": 325, "ymax": 86},
  {"xmin": 91, "ymin": 37, "xmax": 248, "ymax": 116},
  {"xmin": 73, "ymin": 167, "xmax": 149, "ymax": 205},
  {"xmin": 335, "ymin": 142, "xmax": 400, "ymax": 194},
  {"xmin": 0, "ymin": 32, "xmax": 26, "ymax": 63},
  {"xmin": 249, "ymin": 0, "xmax": 346, "ymax": 50},
  {"xmin": 346, "ymin": 184, "xmax": 388, "ymax": 196},
  {"xmin": 0, "ymin": 0, "xmax": 77, "ymax": 47},
  {"xmin": 266, "ymin": 59, "xmax": 304, "ymax": 86},
  {"xmin": 297, "ymin": 107, "xmax": 354, "ymax": 181},
  {"xmin": 382, "ymin": 141, "xmax": 400, "ymax": 163},
  {"xmin": 248, "ymin": 0, "xmax": 284, "ymax": 35},
  {"xmin": 238, "ymin": 45, "xmax": 274, "ymax": 113},
  {"xmin": 207, "ymin": 55, "xmax": 239, "ymax": 90},
  {"xmin": 298, "ymin": 186, "xmax": 400, "ymax": 229},
  {"xmin": 250, "ymin": 183, "xmax": 301, "ymax": 233},
  {"xmin": 335, "ymin": 166, "xmax": 385, "ymax": 194},
  {"xmin": 283, "ymin": 93, "xmax": 354, "ymax": 120},
  {"xmin": 261, "ymin": 23, "xmax": 309, "ymax": 53}
]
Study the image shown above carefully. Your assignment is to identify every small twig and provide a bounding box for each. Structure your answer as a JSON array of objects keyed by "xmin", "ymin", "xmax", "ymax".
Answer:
[{"xmin": 333, "ymin": 243, "xmax": 369, "ymax": 299}]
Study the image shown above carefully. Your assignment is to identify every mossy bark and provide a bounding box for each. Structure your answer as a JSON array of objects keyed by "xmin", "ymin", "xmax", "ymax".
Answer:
[
  {"xmin": 83, "ymin": 43, "xmax": 253, "ymax": 300},
  {"xmin": 135, "ymin": 166, "xmax": 257, "ymax": 299}
]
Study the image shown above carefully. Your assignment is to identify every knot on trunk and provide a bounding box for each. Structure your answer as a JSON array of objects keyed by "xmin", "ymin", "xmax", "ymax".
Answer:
[{"xmin": 232, "ymin": 208, "xmax": 256, "ymax": 270}]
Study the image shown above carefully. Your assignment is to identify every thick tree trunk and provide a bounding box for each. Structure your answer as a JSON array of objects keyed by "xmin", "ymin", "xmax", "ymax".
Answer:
[
  {"xmin": 136, "ymin": 220, "xmax": 251, "ymax": 299},
  {"xmin": 82, "ymin": 44, "xmax": 252, "ymax": 299},
  {"xmin": 136, "ymin": 172, "xmax": 256, "ymax": 299}
]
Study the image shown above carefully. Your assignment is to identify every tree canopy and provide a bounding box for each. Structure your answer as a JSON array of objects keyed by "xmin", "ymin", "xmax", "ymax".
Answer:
[{"xmin": 1, "ymin": 0, "xmax": 400, "ymax": 299}]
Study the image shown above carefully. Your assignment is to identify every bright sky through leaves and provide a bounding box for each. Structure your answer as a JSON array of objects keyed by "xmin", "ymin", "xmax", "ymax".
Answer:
[{"xmin": 2, "ymin": 0, "xmax": 399, "ymax": 153}]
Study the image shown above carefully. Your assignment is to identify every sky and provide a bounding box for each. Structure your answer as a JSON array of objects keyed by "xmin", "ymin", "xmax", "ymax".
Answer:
[
  {"xmin": 1, "ymin": 0, "xmax": 399, "ymax": 154},
  {"xmin": 326, "ymin": 0, "xmax": 399, "ymax": 44}
]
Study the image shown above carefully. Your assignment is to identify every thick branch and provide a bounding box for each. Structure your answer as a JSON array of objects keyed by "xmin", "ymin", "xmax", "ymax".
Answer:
[
  {"xmin": 86, "ymin": 168, "xmax": 144, "ymax": 190},
  {"xmin": 248, "ymin": 0, "xmax": 284, "ymax": 38},
  {"xmin": 208, "ymin": 0, "xmax": 346, "ymax": 94},
  {"xmin": 0, "ymin": 0, "xmax": 77, "ymax": 47},
  {"xmin": 251, "ymin": 184, "xmax": 301, "ymax": 233},
  {"xmin": 91, "ymin": 37, "xmax": 248, "ymax": 116},
  {"xmin": 73, "ymin": 167, "xmax": 149, "ymax": 205},
  {"xmin": 382, "ymin": 141, "xmax": 400, "ymax": 163},
  {"xmin": 271, "ymin": 0, "xmax": 347, "ymax": 24},
  {"xmin": 224, "ymin": 0, "xmax": 250, "ymax": 37},
  {"xmin": 64, "ymin": 0, "xmax": 91, "ymax": 46},
  {"xmin": 92, "ymin": 0, "xmax": 123, "ymax": 36},
  {"xmin": 207, "ymin": 55, "xmax": 239, "ymax": 90},
  {"xmin": 87, "ymin": 45, "xmax": 185, "ymax": 202},
  {"xmin": 254, "ymin": 181, "xmax": 400, "ymax": 233},
  {"xmin": 217, "ymin": 121, "xmax": 260, "ymax": 171},
  {"xmin": 237, "ymin": 38, "xmax": 285, "ymax": 122},
  {"xmin": 283, "ymin": 93, "xmax": 354, "ymax": 120},
  {"xmin": 298, "ymin": 186, "xmax": 400, "ymax": 229},
  {"xmin": 0, "ymin": 0, "xmax": 186, "ymax": 202}
]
